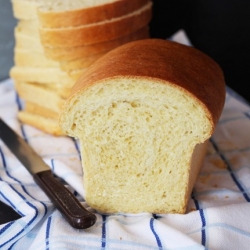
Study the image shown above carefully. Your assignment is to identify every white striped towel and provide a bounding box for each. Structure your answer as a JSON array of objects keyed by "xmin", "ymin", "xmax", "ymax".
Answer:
[{"xmin": 0, "ymin": 78, "xmax": 250, "ymax": 250}]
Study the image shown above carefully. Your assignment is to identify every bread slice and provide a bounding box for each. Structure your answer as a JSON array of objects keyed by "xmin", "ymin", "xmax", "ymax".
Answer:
[
  {"xmin": 12, "ymin": 0, "xmax": 149, "ymax": 27},
  {"xmin": 38, "ymin": 0, "xmax": 150, "ymax": 28},
  {"xmin": 39, "ymin": 2, "xmax": 152, "ymax": 47},
  {"xmin": 14, "ymin": 48, "xmax": 106, "ymax": 72},
  {"xmin": 11, "ymin": 0, "xmax": 38, "ymax": 20},
  {"xmin": 10, "ymin": 66, "xmax": 85, "ymax": 85},
  {"xmin": 16, "ymin": 19, "xmax": 40, "ymax": 37},
  {"xmin": 18, "ymin": 110, "xmax": 64, "ymax": 136},
  {"xmin": 15, "ymin": 26, "xmax": 44, "ymax": 52},
  {"xmin": 15, "ymin": 81, "xmax": 65, "ymax": 113},
  {"xmin": 59, "ymin": 39, "xmax": 226, "ymax": 214},
  {"xmin": 14, "ymin": 48, "xmax": 59, "ymax": 68},
  {"xmin": 43, "ymin": 26, "xmax": 149, "ymax": 61},
  {"xmin": 25, "ymin": 101, "xmax": 59, "ymax": 120}
]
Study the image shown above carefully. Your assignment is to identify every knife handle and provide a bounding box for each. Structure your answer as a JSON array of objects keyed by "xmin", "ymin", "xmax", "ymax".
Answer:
[{"xmin": 33, "ymin": 170, "xmax": 97, "ymax": 229}]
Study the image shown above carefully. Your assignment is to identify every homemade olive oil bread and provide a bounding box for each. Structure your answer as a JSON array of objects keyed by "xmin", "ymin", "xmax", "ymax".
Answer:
[{"xmin": 59, "ymin": 39, "xmax": 226, "ymax": 214}]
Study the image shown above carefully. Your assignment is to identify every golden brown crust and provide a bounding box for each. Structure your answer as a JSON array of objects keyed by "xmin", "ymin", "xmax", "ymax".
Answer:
[
  {"xmin": 70, "ymin": 39, "xmax": 226, "ymax": 126},
  {"xmin": 38, "ymin": 0, "xmax": 150, "ymax": 28},
  {"xmin": 39, "ymin": 2, "xmax": 152, "ymax": 47},
  {"xmin": 44, "ymin": 26, "xmax": 149, "ymax": 61}
]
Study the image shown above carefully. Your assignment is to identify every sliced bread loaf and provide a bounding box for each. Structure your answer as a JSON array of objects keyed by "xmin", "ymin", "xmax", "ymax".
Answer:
[{"xmin": 59, "ymin": 39, "xmax": 226, "ymax": 214}]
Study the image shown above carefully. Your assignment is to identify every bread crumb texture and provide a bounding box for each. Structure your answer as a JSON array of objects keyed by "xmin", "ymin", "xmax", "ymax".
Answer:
[
  {"xmin": 59, "ymin": 39, "xmax": 225, "ymax": 214},
  {"xmin": 64, "ymin": 79, "xmax": 210, "ymax": 213}
]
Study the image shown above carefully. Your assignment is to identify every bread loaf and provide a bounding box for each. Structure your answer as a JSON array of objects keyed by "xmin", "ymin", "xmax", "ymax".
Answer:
[{"xmin": 59, "ymin": 39, "xmax": 226, "ymax": 214}]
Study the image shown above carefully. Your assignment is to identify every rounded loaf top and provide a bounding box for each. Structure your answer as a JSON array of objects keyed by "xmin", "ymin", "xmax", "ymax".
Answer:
[{"xmin": 68, "ymin": 38, "xmax": 226, "ymax": 126}]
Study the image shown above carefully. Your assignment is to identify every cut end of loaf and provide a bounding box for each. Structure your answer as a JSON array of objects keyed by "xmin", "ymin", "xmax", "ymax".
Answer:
[{"xmin": 60, "ymin": 77, "xmax": 213, "ymax": 214}]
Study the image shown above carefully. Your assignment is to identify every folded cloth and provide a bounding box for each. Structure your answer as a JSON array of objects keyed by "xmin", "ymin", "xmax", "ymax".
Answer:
[{"xmin": 0, "ymin": 78, "xmax": 250, "ymax": 250}]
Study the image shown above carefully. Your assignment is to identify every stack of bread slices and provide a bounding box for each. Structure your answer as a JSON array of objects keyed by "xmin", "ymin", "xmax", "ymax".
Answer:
[{"xmin": 10, "ymin": 0, "xmax": 152, "ymax": 135}]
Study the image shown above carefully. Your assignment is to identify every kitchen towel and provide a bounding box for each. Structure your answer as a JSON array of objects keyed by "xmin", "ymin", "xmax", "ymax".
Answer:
[{"xmin": 0, "ymin": 78, "xmax": 250, "ymax": 250}]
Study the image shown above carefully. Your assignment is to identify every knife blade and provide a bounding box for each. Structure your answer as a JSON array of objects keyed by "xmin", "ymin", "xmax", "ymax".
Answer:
[{"xmin": 0, "ymin": 118, "xmax": 96, "ymax": 229}]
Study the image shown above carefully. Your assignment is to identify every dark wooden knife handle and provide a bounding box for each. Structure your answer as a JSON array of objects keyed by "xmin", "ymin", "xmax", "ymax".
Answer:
[{"xmin": 33, "ymin": 170, "xmax": 96, "ymax": 229}]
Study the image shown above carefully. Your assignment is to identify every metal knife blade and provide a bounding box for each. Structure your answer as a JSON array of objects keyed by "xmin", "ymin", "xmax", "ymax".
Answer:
[{"xmin": 0, "ymin": 118, "xmax": 96, "ymax": 229}]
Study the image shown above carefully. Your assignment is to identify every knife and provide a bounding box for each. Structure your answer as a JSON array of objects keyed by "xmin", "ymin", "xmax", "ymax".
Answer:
[{"xmin": 0, "ymin": 118, "xmax": 96, "ymax": 229}]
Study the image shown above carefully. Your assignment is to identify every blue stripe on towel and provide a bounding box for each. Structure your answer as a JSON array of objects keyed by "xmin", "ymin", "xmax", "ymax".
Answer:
[
  {"xmin": 20, "ymin": 122, "xmax": 28, "ymax": 142},
  {"xmin": 150, "ymin": 217, "xmax": 163, "ymax": 250},
  {"xmin": 51, "ymin": 159, "xmax": 55, "ymax": 173},
  {"xmin": 46, "ymin": 216, "xmax": 52, "ymax": 250},
  {"xmin": 101, "ymin": 215, "xmax": 107, "ymax": 249},
  {"xmin": 192, "ymin": 193, "xmax": 206, "ymax": 247},
  {"xmin": 9, "ymin": 241, "xmax": 17, "ymax": 249},
  {"xmin": 15, "ymin": 92, "xmax": 22, "ymax": 111},
  {"xmin": 0, "ymin": 221, "xmax": 15, "ymax": 234}
]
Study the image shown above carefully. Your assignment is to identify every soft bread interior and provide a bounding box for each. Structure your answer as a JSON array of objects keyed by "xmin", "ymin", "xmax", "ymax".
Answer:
[{"xmin": 60, "ymin": 77, "xmax": 212, "ymax": 213}]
